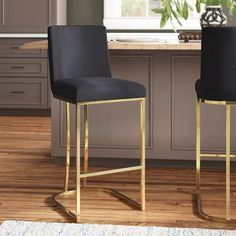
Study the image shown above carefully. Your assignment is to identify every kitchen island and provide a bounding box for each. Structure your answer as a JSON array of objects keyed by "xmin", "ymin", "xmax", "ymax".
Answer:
[{"xmin": 22, "ymin": 39, "xmax": 230, "ymax": 161}]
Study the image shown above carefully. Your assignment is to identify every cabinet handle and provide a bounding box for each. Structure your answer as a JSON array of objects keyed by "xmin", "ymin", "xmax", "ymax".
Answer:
[
  {"xmin": 10, "ymin": 66, "xmax": 25, "ymax": 69},
  {"xmin": 10, "ymin": 46, "xmax": 20, "ymax": 50},
  {"xmin": 10, "ymin": 91, "xmax": 25, "ymax": 94}
]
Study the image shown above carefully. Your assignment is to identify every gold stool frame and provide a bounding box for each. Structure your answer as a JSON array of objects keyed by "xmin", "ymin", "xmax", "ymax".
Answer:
[
  {"xmin": 52, "ymin": 97, "xmax": 146, "ymax": 222},
  {"xmin": 196, "ymin": 98, "xmax": 236, "ymax": 222}
]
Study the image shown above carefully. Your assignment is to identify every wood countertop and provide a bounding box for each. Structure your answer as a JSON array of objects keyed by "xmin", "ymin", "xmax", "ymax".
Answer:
[
  {"xmin": 21, "ymin": 39, "xmax": 201, "ymax": 51},
  {"xmin": 108, "ymin": 41, "xmax": 201, "ymax": 50}
]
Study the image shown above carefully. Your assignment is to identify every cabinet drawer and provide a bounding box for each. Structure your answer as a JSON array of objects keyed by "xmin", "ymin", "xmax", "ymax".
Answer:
[
  {"xmin": 0, "ymin": 39, "xmax": 47, "ymax": 58},
  {"xmin": 0, "ymin": 78, "xmax": 47, "ymax": 108},
  {"xmin": 0, "ymin": 58, "xmax": 48, "ymax": 77}
]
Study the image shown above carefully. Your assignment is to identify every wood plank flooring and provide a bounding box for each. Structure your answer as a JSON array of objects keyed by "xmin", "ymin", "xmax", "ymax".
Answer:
[{"xmin": 0, "ymin": 116, "xmax": 236, "ymax": 229}]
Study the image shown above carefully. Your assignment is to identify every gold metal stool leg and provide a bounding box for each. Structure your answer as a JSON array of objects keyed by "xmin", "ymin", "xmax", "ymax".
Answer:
[
  {"xmin": 196, "ymin": 99, "xmax": 201, "ymax": 205},
  {"xmin": 226, "ymin": 104, "xmax": 231, "ymax": 221},
  {"xmin": 76, "ymin": 103, "xmax": 81, "ymax": 222},
  {"xmin": 140, "ymin": 98, "xmax": 145, "ymax": 211},
  {"xmin": 64, "ymin": 102, "xmax": 71, "ymax": 192},
  {"xmin": 82, "ymin": 105, "xmax": 89, "ymax": 188}
]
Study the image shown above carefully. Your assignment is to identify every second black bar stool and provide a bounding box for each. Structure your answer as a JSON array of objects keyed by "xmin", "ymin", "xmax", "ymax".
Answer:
[{"xmin": 195, "ymin": 27, "xmax": 236, "ymax": 222}]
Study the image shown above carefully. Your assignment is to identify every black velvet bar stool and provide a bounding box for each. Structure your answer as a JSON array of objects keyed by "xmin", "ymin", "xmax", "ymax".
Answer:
[
  {"xmin": 195, "ymin": 27, "xmax": 236, "ymax": 222},
  {"xmin": 48, "ymin": 26, "xmax": 146, "ymax": 222}
]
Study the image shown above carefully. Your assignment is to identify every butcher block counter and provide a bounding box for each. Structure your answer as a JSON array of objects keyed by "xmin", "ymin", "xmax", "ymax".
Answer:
[{"xmin": 22, "ymin": 39, "xmax": 201, "ymax": 51}]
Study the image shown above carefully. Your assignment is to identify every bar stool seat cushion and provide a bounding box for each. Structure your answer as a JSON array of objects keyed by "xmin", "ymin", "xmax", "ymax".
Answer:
[
  {"xmin": 52, "ymin": 77, "xmax": 146, "ymax": 103},
  {"xmin": 195, "ymin": 78, "xmax": 236, "ymax": 102}
]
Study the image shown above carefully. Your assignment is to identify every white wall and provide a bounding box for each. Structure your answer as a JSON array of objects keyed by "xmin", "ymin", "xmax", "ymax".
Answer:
[{"xmin": 67, "ymin": 0, "xmax": 236, "ymax": 27}]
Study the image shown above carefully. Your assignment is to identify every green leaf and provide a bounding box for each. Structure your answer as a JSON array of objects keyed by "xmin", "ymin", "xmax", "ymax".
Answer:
[
  {"xmin": 152, "ymin": 8, "xmax": 163, "ymax": 14},
  {"xmin": 195, "ymin": 0, "xmax": 201, "ymax": 13},
  {"xmin": 226, "ymin": 0, "xmax": 234, "ymax": 15},
  {"xmin": 160, "ymin": 13, "xmax": 170, "ymax": 28},
  {"xmin": 175, "ymin": 0, "xmax": 183, "ymax": 17},
  {"xmin": 171, "ymin": 6, "xmax": 182, "ymax": 26},
  {"xmin": 206, "ymin": 0, "xmax": 219, "ymax": 5},
  {"xmin": 167, "ymin": 5, "xmax": 172, "ymax": 14},
  {"xmin": 183, "ymin": 0, "xmax": 189, "ymax": 19},
  {"xmin": 162, "ymin": 0, "xmax": 172, "ymax": 7}
]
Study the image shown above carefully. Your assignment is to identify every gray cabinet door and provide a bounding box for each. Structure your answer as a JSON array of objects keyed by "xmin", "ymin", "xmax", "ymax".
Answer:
[
  {"xmin": 0, "ymin": 77, "xmax": 47, "ymax": 108},
  {"xmin": 0, "ymin": 0, "xmax": 57, "ymax": 32}
]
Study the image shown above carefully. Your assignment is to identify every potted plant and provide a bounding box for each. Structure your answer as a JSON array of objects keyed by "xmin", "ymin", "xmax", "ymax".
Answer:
[{"xmin": 152, "ymin": 0, "xmax": 236, "ymax": 28}]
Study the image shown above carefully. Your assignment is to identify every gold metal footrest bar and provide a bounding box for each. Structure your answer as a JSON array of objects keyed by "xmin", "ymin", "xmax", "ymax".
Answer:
[
  {"xmin": 80, "ymin": 166, "xmax": 142, "ymax": 179},
  {"xmin": 51, "ymin": 187, "xmax": 141, "ymax": 221},
  {"xmin": 195, "ymin": 191, "xmax": 236, "ymax": 223},
  {"xmin": 201, "ymin": 153, "xmax": 236, "ymax": 158}
]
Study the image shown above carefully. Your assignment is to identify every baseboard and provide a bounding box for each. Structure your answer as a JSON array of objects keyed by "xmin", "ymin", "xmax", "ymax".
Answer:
[{"xmin": 53, "ymin": 156, "xmax": 236, "ymax": 169}]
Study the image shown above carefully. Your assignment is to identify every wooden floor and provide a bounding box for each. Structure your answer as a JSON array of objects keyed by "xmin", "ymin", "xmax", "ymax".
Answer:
[{"xmin": 0, "ymin": 116, "xmax": 236, "ymax": 230}]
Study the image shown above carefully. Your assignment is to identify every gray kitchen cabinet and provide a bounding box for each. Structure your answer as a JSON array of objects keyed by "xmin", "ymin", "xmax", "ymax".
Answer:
[
  {"xmin": 0, "ymin": 1, "xmax": 66, "ymax": 109},
  {"xmin": 51, "ymin": 50, "xmax": 236, "ymax": 160},
  {"xmin": 0, "ymin": 38, "xmax": 49, "ymax": 109},
  {"xmin": 0, "ymin": 0, "xmax": 66, "ymax": 33},
  {"xmin": 51, "ymin": 50, "xmax": 205, "ymax": 160}
]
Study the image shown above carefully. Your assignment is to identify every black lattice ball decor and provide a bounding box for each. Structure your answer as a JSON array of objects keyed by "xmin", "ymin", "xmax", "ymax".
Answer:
[{"xmin": 200, "ymin": 6, "xmax": 227, "ymax": 27}]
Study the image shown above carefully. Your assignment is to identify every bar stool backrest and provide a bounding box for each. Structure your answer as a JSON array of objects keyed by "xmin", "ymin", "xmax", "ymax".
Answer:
[
  {"xmin": 200, "ymin": 27, "xmax": 236, "ymax": 101},
  {"xmin": 48, "ymin": 26, "xmax": 112, "ymax": 88}
]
